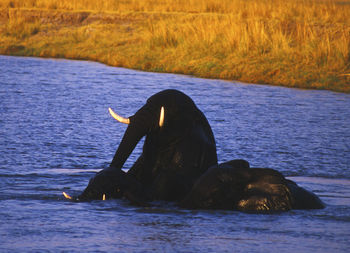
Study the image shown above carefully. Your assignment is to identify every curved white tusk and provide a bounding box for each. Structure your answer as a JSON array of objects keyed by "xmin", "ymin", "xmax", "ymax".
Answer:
[
  {"xmin": 63, "ymin": 192, "xmax": 72, "ymax": 200},
  {"xmin": 108, "ymin": 107, "xmax": 130, "ymax": 124},
  {"xmin": 159, "ymin": 106, "xmax": 165, "ymax": 127}
]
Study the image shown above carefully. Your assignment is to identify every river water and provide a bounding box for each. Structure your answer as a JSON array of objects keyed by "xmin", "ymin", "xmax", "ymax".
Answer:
[{"xmin": 0, "ymin": 55, "xmax": 349, "ymax": 252}]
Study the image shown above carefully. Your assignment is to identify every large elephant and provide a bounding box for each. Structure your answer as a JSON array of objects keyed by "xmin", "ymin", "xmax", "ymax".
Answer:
[
  {"xmin": 68, "ymin": 89, "xmax": 324, "ymax": 212},
  {"xmin": 78, "ymin": 89, "xmax": 218, "ymax": 203}
]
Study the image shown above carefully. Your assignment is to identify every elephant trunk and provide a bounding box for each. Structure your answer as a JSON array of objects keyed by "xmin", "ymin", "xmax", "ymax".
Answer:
[{"xmin": 110, "ymin": 104, "xmax": 155, "ymax": 170}]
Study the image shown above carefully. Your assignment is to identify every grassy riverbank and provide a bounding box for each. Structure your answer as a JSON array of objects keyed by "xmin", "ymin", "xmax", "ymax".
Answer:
[{"xmin": 0, "ymin": 0, "xmax": 349, "ymax": 92}]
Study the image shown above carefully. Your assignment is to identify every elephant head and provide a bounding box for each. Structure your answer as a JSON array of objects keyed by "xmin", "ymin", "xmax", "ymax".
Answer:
[{"xmin": 78, "ymin": 89, "xmax": 218, "ymax": 202}]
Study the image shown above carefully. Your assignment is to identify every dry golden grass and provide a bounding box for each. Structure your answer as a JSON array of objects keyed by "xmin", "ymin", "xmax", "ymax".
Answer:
[{"xmin": 0, "ymin": 0, "xmax": 349, "ymax": 92}]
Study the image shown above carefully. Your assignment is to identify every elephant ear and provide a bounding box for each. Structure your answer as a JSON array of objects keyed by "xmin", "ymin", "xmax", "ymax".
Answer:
[{"xmin": 159, "ymin": 106, "xmax": 165, "ymax": 127}]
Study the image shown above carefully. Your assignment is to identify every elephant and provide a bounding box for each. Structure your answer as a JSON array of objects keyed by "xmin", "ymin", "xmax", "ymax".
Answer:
[
  {"xmin": 77, "ymin": 89, "xmax": 218, "ymax": 203},
  {"xmin": 66, "ymin": 89, "xmax": 324, "ymax": 212},
  {"xmin": 180, "ymin": 159, "xmax": 324, "ymax": 211}
]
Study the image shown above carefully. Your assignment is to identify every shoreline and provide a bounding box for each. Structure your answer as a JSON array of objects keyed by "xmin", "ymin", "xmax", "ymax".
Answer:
[
  {"xmin": 0, "ymin": 7, "xmax": 349, "ymax": 93},
  {"xmin": 1, "ymin": 54, "xmax": 343, "ymax": 95}
]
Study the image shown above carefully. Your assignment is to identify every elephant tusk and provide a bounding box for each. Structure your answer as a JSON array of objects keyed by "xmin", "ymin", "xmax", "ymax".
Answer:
[
  {"xmin": 159, "ymin": 106, "xmax": 165, "ymax": 127},
  {"xmin": 108, "ymin": 107, "xmax": 130, "ymax": 124},
  {"xmin": 63, "ymin": 192, "xmax": 72, "ymax": 200}
]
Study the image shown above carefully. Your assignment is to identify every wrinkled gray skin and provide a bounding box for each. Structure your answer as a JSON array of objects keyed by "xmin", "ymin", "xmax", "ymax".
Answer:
[{"xmin": 76, "ymin": 89, "xmax": 324, "ymax": 212}]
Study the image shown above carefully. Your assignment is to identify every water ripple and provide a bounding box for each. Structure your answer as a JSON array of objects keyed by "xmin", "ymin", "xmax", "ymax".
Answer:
[{"xmin": 1, "ymin": 56, "xmax": 350, "ymax": 253}]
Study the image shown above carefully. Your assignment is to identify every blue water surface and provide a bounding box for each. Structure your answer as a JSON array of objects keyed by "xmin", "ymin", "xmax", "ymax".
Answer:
[{"xmin": 0, "ymin": 56, "xmax": 349, "ymax": 252}]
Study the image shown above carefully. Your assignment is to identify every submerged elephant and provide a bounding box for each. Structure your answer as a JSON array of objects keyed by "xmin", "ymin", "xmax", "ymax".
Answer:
[
  {"xmin": 66, "ymin": 89, "xmax": 324, "ymax": 212},
  {"xmin": 180, "ymin": 160, "xmax": 324, "ymax": 211}
]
